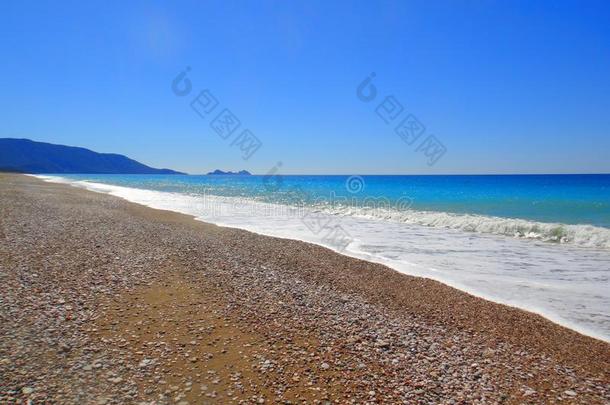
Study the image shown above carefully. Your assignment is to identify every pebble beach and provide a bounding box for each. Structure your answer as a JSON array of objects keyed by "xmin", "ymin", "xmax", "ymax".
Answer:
[{"xmin": 0, "ymin": 173, "xmax": 608, "ymax": 404}]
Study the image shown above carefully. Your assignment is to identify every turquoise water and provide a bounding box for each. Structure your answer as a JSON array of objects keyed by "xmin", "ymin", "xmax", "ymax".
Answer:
[
  {"xmin": 59, "ymin": 174, "xmax": 610, "ymax": 228},
  {"xmin": 38, "ymin": 173, "xmax": 610, "ymax": 340}
]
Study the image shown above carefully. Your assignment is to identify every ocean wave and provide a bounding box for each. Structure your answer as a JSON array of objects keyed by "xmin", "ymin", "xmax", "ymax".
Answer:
[
  {"xmin": 33, "ymin": 175, "xmax": 610, "ymax": 250},
  {"xmin": 314, "ymin": 204, "xmax": 610, "ymax": 250},
  {"xmin": 32, "ymin": 175, "xmax": 610, "ymax": 340}
]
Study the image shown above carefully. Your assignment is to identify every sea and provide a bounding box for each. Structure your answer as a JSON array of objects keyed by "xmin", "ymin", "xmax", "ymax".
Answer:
[{"xmin": 35, "ymin": 173, "xmax": 610, "ymax": 342}]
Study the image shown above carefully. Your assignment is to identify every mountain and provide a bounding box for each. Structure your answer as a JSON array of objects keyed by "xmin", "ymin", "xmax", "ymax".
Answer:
[
  {"xmin": 0, "ymin": 138, "xmax": 185, "ymax": 174},
  {"xmin": 207, "ymin": 169, "xmax": 252, "ymax": 175}
]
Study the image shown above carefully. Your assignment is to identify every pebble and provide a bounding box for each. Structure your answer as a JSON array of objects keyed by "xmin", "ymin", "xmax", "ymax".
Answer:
[{"xmin": 1, "ymin": 174, "xmax": 608, "ymax": 405}]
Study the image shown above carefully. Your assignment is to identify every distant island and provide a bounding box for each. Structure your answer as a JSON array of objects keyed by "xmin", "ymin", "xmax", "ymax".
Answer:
[
  {"xmin": 207, "ymin": 169, "xmax": 252, "ymax": 176},
  {"xmin": 0, "ymin": 138, "xmax": 185, "ymax": 174}
]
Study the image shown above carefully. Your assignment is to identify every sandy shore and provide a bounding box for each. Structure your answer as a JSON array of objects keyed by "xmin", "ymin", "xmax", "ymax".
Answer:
[{"xmin": 0, "ymin": 173, "xmax": 608, "ymax": 404}]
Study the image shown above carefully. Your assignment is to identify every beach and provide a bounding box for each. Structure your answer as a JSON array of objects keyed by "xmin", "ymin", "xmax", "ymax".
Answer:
[{"xmin": 0, "ymin": 173, "xmax": 608, "ymax": 404}]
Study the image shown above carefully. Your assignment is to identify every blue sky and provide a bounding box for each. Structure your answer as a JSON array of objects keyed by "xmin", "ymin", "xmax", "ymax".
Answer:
[{"xmin": 1, "ymin": 0, "xmax": 609, "ymax": 174}]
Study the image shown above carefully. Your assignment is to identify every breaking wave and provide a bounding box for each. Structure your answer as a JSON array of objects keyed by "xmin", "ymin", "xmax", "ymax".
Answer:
[
  {"xmin": 32, "ymin": 175, "xmax": 610, "ymax": 250},
  {"xmin": 315, "ymin": 205, "xmax": 610, "ymax": 250}
]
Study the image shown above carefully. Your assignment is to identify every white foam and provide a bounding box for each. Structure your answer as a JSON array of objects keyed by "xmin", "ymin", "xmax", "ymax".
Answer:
[
  {"xmin": 314, "ymin": 204, "xmax": 610, "ymax": 250},
  {"xmin": 34, "ymin": 175, "xmax": 610, "ymax": 342}
]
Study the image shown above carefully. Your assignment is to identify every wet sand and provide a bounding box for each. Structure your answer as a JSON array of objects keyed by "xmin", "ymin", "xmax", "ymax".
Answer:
[{"xmin": 0, "ymin": 173, "xmax": 608, "ymax": 404}]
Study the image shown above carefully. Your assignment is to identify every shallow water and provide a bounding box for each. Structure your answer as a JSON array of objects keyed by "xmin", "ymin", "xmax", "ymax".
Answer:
[{"xmin": 35, "ymin": 174, "xmax": 610, "ymax": 341}]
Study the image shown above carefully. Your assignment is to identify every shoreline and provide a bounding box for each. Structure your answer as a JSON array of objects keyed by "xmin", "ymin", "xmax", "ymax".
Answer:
[
  {"xmin": 31, "ymin": 174, "xmax": 610, "ymax": 250},
  {"xmin": 32, "ymin": 174, "xmax": 610, "ymax": 343},
  {"xmin": 1, "ymin": 173, "xmax": 609, "ymax": 403}
]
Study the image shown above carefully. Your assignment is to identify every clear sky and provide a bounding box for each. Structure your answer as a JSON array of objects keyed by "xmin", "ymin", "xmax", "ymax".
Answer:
[{"xmin": 1, "ymin": 0, "xmax": 609, "ymax": 174}]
